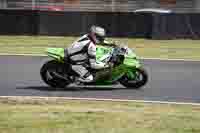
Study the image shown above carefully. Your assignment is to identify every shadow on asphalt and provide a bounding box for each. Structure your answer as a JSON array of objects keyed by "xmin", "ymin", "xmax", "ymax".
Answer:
[{"xmin": 16, "ymin": 86, "xmax": 131, "ymax": 92}]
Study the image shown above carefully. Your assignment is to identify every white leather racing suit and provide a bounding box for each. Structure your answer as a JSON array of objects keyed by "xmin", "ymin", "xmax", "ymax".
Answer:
[{"xmin": 66, "ymin": 34, "xmax": 107, "ymax": 82}]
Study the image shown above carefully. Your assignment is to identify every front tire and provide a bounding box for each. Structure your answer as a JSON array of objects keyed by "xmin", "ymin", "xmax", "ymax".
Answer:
[
  {"xmin": 40, "ymin": 60, "xmax": 70, "ymax": 88},
  {"xmin": 120, "ymin": 67, "xmax": 148, "ymax": 89}
]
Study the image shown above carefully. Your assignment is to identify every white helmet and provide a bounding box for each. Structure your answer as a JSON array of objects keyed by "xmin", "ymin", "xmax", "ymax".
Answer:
[{"xmin": 90, "ymin": 25, "xmax": 106, "ymax": 44}]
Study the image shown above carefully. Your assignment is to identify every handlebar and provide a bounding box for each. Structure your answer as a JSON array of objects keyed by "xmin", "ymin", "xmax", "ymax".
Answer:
[{"xmin": 111, "ymin": 46, "xmax": 127, "ymax": 56}]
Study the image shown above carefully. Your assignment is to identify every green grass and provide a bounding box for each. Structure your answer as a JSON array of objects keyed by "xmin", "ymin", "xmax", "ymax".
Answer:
[
  {"xmin": 1, "ymin": 35, "xmax": 200, "ymax": 60},
  {"xmin": 0, "ymin": 98, "xmax": 200, "ymax": 133}
]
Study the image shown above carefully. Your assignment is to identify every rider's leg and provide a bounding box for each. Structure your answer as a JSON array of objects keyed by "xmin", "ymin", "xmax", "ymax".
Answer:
[{"xmin": 71, "ymin": 65, "xmax": 93, "ymax": 82}]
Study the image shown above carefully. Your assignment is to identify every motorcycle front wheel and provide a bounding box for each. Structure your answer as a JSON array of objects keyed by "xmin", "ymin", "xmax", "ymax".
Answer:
[{"xmin": 119, "ymin": 67, "xmax": 148, "ymax": 89}]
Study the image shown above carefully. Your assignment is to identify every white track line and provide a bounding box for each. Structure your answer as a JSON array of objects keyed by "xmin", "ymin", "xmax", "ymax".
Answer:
[
  {"xmin": 0, "ymin": 53, "xmax": 200, "ymax": 61},
  {"xmin": 1, "ymin": 96, "xmax": 200, "ymax": 106},
  {"xmin": 0, "ymin": 53, "xmax": 46, "ymax": 56},
  {"xmin": 140, "ymin": 57, "xmax": 200, "ymax": 62}
]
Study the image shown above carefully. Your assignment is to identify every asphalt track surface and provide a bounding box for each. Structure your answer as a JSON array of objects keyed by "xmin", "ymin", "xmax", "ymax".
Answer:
[{"xmin": 1, "ymin": 55, "xmax": 200, "ymax": 103}]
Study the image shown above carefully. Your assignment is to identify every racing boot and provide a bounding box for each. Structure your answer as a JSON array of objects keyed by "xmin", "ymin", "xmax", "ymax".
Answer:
[{"xmin": 77, "ymin": 72, "xmax": 94, "ymax": 83}]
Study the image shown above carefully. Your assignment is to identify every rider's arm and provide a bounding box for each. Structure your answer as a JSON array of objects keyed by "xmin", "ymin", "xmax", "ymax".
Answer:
[
  {"xmin": 88, "ymin": 43, "xmax": 107, "ymax": 69},
  {"xmin": 99, "ymin": 40, "xmax": 117, "ymax": 47}
]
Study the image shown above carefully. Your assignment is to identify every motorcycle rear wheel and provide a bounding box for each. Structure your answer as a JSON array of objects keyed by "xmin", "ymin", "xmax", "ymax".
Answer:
[
  {"xmin": 119, "ymin": 67, "xmax": 148, "ymax": 89},
  {"xmin": 40, "ymin": 60, "xmax": 70, "ymax": 88}
]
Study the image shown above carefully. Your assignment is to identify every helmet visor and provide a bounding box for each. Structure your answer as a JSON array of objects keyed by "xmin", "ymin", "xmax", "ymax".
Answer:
[{"xmin": 95, "ymin": 33, "xmax": 105, "ymax": 43}]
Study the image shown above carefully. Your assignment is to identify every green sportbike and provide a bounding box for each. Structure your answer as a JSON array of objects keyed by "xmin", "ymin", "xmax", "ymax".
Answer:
[{"xmin": 40, "ymin": 44, "xmax": 148, "ymax": 89}]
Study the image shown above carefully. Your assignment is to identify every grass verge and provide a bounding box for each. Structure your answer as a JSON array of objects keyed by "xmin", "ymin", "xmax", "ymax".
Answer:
[
  {"xmin": 0, "ymin": 97, "xmax": 200, "ymax": 133},
  {"xmin": 1, "ymin": 36, "xmax": 200, "ymax": 60}
]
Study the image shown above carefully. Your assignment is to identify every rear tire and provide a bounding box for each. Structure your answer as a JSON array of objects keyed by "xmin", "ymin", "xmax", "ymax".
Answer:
[
  {"xmin": 119, "ymin": 67, "xmax": 148, "ymax": 89},
  {"xmin": 40, "ymin": 60, "xmax": 70, "ymax": 88}
]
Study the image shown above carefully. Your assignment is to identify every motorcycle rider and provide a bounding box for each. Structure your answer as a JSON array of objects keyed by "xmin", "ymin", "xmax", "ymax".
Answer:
[{"xmin": 65, "ymin": 25, "xmax": 116, "ymax": 83}]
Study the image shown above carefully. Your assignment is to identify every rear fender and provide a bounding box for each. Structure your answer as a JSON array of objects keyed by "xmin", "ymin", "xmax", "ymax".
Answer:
[{"xmin": 46, "ymin": 48, "xmax": 65, "ymax": 62}]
